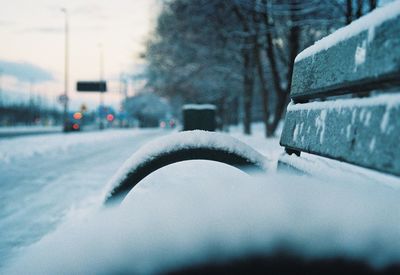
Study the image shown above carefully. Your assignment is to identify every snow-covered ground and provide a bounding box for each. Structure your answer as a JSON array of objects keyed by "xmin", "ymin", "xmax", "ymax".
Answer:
[
  {"xmin": 0, "ymin": 126, "xmax": 60, "ymax": 134},
  {"xmin": 1, "ymin": 124, "xmax": 400, "ymax": 274},
  {"xmin": 0, "ymin": 124, "xmax": 277, "ymax": 271},
  {"xmin": 0, "ymin": 128, "xmax": 152, "ymax": 163},
  {"xmin": 229, "ymin": 123, "xmax": 282, "ymax": 162},
  {"xmin": 0, "ymin": 128, "xmax": 169, "ymax": 268}
]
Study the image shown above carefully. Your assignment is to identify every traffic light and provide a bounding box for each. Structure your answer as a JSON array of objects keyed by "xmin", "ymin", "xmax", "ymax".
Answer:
[{"xmin": 106, "ymin": 114, "xmax": 114, "ymax": 122}]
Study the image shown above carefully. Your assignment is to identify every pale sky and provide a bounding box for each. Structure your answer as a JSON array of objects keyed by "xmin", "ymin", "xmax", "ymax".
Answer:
[{"xmin": 0, "ymin": 0, "xmax": 160, "ymax": 110}]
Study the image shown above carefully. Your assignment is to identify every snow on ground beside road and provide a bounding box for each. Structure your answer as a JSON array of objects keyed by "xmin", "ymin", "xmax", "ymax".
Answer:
[
  {"xmin": 0, "ymin": 126, "xmax": 60, "ymax": 134},
  {"xmin": 4, "ymin": 160, "xmax": 400, "ymax": 275},
  {"xmin": 229, "ymin": 123, "xmax": 283, "ymax": 166},
  {"xmin": 0, "ymin": 129, "xmax": 147, "ymax": 163}
]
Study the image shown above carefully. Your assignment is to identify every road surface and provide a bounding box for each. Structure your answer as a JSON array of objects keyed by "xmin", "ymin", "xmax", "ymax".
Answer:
[{"xmin": 0, "ymin": 128, "xmax": 168, "ymax": 268}]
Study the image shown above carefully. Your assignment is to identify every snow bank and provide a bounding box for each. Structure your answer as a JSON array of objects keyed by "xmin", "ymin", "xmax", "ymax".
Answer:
[
  {"xmin": 295, "ymin": 0, "xmax": 400, "ymax": 62},
  {"xmin": 0, "ymin": 126, "xmax": 60, "ymax": 134},
  {"xmin": 103, "ymin": 130, "xmax": 269, "ymax": 201},
  {"xmin": 0, "ymin": 129, "xmax": 143, "ymax": 163},
  {"xmin": 4, "ymin": 161, "xmax": 400, "ymax": 274},
  {"xmin": 229, "ymin": 122, "xmax": 284, "ymax": 161}
]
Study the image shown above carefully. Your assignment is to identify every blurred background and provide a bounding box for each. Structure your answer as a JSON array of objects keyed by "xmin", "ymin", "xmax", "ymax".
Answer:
[{"xmin": 0, "ymin": 0, "xmax": 390, "ymax": 135}]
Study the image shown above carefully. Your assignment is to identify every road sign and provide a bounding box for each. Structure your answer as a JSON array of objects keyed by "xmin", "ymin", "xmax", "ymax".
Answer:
[
  {"xmin": 80, "ymin": 104, "xmax": 88, "ymax": 112},
  {"xmin": 76, "ymin": 81, "xmax": 107, "ymax": 92},
  {"xmin": 58, "ymin": 94, "xmax": 69, "ymax": 104}
]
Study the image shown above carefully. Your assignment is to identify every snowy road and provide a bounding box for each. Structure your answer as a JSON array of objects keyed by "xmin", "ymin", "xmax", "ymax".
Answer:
[{"xmin": 0, "ymin": 129, "xmax": 168, "ymax": 268}]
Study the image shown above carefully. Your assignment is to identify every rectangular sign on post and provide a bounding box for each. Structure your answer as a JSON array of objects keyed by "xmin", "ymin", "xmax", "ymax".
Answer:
[{"xmin": 77, "ymin": 81, "xmax": 107, "ymax": 92}]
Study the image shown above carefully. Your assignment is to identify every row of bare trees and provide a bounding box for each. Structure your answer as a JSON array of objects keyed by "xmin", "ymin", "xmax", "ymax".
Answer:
[
  {"xmin": 0, "ymin": 101, "xmax": 61, "ymax": 126},
  {"xmin": 345, "ymin": 0, "xmax": 378, "ymax": 24},
  {"xmin": 143, "ymin": 0, "xmax": 379, "ymax": 136}
]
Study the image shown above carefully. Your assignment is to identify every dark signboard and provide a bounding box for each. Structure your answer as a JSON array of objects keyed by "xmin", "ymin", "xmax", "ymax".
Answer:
[{"xmin": 77, "ymin": 81, "xmax": 107, "ymax": 92}]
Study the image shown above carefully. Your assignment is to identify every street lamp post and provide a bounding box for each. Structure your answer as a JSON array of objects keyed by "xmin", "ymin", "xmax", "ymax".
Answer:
[
  {"xmin": 99, "ymin": 43, "xmax": 105, "ymax": 130},
  {"xmin": 61, "ymin": 8, "xmax": 69, "ymax": 131},
  {"xmin": 0, "ymin": 68, "xmax": 3, "ymax": 106}
]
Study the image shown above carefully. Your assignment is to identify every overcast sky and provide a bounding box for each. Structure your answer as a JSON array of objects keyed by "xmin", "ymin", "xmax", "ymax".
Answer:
[{"xmin": 0, "ymin": 0, "xmax": 159, "ymax": 110}]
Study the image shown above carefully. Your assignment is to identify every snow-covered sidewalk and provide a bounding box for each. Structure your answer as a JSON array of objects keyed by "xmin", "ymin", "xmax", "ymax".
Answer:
[
  {"xmin": 0, "ymin": 129, "xmax": 146, "ymax": 163},
  {"xmin": 0, "ymin": 126, "xmax": 60, "ymax": 134}
]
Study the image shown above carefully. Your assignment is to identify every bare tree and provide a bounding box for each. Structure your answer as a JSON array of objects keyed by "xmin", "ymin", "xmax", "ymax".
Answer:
[
  {"xmin": 231, "ymin": 0, "xmax": 342, "ymax": 136},
  {"xmin": 346, "ymin": 0, "xmax": 353, "ymax": 24},
  {"xmin": 343, "ymin": 0, "xmax": 379, "ymax": 24},
  {"xmin": 144, "ymin": 0, "xmax": 243, "ymax": 129},
  {"xmin": 143, "ymin": 0, "xmax": 380, "ymax": 137}
]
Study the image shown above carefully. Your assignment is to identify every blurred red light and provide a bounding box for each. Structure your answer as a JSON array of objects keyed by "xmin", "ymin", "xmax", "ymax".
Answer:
[
  {"xmin": 72, "ymin": 123, "xmax": 80, "ymax": 130},
  {"xmin": 73, "ymin": 112, "xmax": 83, "ymax": 120},
  {"xmin": 106, "ymin": 114, "xmax": 114, "ymax": 122}
]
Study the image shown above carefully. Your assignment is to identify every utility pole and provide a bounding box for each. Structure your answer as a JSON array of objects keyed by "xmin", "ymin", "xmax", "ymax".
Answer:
[
  {"xmin": 0, "ymin": 68, "xmax": 3, "ymax": 106},
  {"xmin": 29, "ymin": 79, "xmax": 34, "ymax": 125},
  {"xmin": 99, "ymin": 43, "xmax": 105, "ymax": 129},
  {"xmin": 61, "ymin": 8, "xmax": 69, "ymax": 131},
  {"xmin": 119, "ymin": 73, "xmax": 128, "ymax": 101}
]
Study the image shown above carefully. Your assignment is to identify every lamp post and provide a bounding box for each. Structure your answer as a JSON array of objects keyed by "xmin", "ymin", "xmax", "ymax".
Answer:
[
  {"xmin": 0, "ymin": 68, "xmax": 3, "ymax": 106},
  {"xmin": 99, "ymin": 43, "xmax": 105, "ymax": 129},
  {"xmin": 61, "ymin": 8, "xmax": 69, "ymax": 131}
]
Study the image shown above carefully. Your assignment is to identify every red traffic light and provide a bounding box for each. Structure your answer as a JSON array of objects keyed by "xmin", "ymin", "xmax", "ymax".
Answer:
[{"xmin": 106, "ymin": 114, "xmax": 114, "ymax": 122}]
